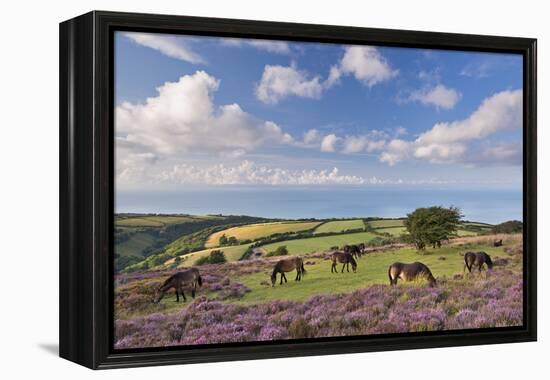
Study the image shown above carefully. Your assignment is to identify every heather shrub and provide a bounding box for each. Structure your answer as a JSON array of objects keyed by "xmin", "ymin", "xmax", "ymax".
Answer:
[
  {"xmin": 114, "ymin": 251, "xmax": 523, "ymax": 349},
  {"xmin": 288, "ymin": 318, "xmax": 313, "ymax": 338}
]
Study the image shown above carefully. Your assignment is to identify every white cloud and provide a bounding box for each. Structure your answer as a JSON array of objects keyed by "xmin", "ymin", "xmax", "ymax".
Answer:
[
  {"xmin": 394, "ymin": 126, "xmax": 407, "ymax": 137},
  {"xmin": 481, "ymin": 143, "xmax": 522, "ymax": 162},
  {"xmin": 328, "ymin": 46, "xmax": 399, "ymax": 88},
  {"xmin": 379, "ymin": 139, "xmax": 412, "ymax": 166},
  {"xmin": 121, "ymin": 159, "xmax": 460, "ymax": 187},
  {"xmin": 303, "ymin": 129, "xmax": 322, "ymax": 145},
  {"xmin": 320, "ymin": 134, "xmax": 340, "ymax": 152},
  {"xmin": 116, "ymin": 71, "xmax": 293, "ymax": 162},
  {"xmin": 120, "ymin": 160, "xmax": 367, "ymax": 186},
  {"xmin": 379, "ymin": 89, "xmax": 522, "ymax": 165},
  {"xmin": 416, "ymin": 89, "xmax": 522, "ymax": 145},
  {"xmin": 255, "ymin": 46, "xmax": 396, "ymax": 104},
  {"xmin": 408, "ymin": 84, "xmax": 462, "ymax": 110},
  {"xmin": 341, "ymin": 135, "xmax": 386, "ymax": 154},
  {"xmin": 124, "ymin": 32, "xmax": 206, "ymax": 64},
  {"xmin": 255, "ymin": 64, "xmax": 324, "ymax": 104},
  {"xmin": 220, "ymin": 38, "xmax": 291, "ymax": 54}
]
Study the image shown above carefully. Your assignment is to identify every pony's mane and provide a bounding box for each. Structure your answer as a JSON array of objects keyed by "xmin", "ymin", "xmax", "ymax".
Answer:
[{"xmin": 160, "ymin": 273, "xmax": 175, "ymax": 288}]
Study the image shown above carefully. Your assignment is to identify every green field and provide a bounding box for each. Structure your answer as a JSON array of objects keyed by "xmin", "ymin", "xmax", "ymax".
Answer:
[
  {"xmin": 115, "ymin": 231, "xmax": 156, "ymax": 257},
  {"xmin": 376, "ymin": 226, "xmax": 407, "ymax": 236},
  {"xmin": 368, "ymin": 219, "xmax": 405, "ymax": 228},
  {"xmin": 261, "ymin": 231, "xmax": 377, "ymax": 255},
  {"xmin": 165, "ymin": 244, "xmax": 250, "ymax": 267},
  {"xmin": 456, "ymin": 229, "xmax": 478, "ymax": 236},
  {"xmin": 463, "ymin": 222, "xmax": 493, "ymax": 227},
  {"xmin": 115, "ymin": 215, "xmax": 205, "ymax": 227},
  {"xmin": 314, "ymin": 219, "xmax": 365, "ymax": 234},
  {"xmin": 205, "ymin": 221, "xmax": 321, "ymax": 248},
  {"xmin": 235, "ymin": 241, "xmax": 516, "ymax": 303}
]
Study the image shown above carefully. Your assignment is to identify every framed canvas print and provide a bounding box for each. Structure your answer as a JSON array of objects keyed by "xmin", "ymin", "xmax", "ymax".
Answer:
[{"xmin": 59, "ymin": 11, "xmax": 537, "ymax": 369}]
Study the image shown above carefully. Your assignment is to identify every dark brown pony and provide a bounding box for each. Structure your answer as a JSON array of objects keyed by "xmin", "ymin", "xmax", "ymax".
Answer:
[
  {"xmin": 464, "ymin": 251, "xmax": 494, "ymax": 273},
  {"xmin": 388, "ymin": 262, "xmax": 436, "ymax": 287},
  {"xmin": 493, "ymin": 239, "xmax": 503, "ymax": 247},
  {"xmin": 344, "ymin": 244, "xmax": 362, "ymax": 258},
  {"xmin": 153, "ymin": 268, "xmax": 202, "ymax": 303},
  {"xmin": 331, "ymin": 251, "xmax": 357, "ymax": 273},
  {"xmin": 271, "ymin": 257, "xmax": 306, "ymax": 286}
]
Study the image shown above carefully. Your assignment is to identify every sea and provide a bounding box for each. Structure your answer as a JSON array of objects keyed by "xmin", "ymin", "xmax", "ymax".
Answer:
[{"xmin": 116, "ymin": 186, "xmax": 522, "ymax": 225}]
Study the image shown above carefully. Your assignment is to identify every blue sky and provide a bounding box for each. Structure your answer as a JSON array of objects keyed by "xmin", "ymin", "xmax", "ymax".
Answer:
[{"xmin": 114, "ymin": 31, "xmax": 523, "ymax": 191}]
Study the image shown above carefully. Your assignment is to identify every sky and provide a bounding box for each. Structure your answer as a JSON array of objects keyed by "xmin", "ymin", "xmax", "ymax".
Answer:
[{"xmin": 114, "ymin": 31, "xmax": 523, "ymax": 192}]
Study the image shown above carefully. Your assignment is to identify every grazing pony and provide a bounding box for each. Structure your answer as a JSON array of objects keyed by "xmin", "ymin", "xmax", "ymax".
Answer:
[
  {"xmin": 464, "ymin": 251, "xmax": 494, "ymax": 273},
  {"xmin": 331, "ymin": 251, "xmax": 357, "ymax": 273},
  {"xmin": 388, "ymin": 262, "xmax": 436, "ymax": 287},
  {"xmin": 493, "ymin": 239, "xmax": 503, "ymax": 247},
  {"xmin": 271, "ymin": 257, "xmax": 306, "ymax": 287},
  {"xmin": 344, "ymin": 244, "xmax": 362, "ymax": 259},
  {"xmin": 153, "ymin": 268, "xmax": 202, "ymax": 303}
]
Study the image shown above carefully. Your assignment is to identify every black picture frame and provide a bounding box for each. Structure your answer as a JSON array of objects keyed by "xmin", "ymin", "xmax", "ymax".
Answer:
[{"xmin": 59, "ymin": 10, "xmax": 537, "ymax": 369}]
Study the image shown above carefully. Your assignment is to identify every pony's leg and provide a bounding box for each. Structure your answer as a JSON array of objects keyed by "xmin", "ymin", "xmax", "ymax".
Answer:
[
  {"xmin": 175, "ymin": 288, "xmax": 179, "ymax": 303},
  {"xmin": 295, "ymin": 270, "xmax": 299, "ymax": 281},
  {"xmin": 280, "ymin": 273, "xmax": 284, "ymax": 285},
  {"xmin": 283, "ymin": 273, "xmax": 288, "ymax": 283},
  {"xmin": 181, "ymin": 288, "xmax": 187, "ymax": 302},
  {"xmin": 331, "ymin": 263, "xmax": 335, "ymax": 273},
  {"xmin": 191, "ymin": 283, "xmax": 196, "ymax": 298},
  {"xmin": 341, "ymin": 263, "xmax": 345, "ymax": 273}
]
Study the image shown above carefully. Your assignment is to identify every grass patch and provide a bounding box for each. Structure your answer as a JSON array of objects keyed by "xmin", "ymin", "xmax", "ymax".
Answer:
[
  {"xmin": 456, "ymin": 229, "xmax": 478, "ymax": 237},
  {"xmin": 375, "ymin": 226, "xmax": 407, "ymax": 236},
  {"xmin": 235, "ymin": 240, "xmax": 518, "ymax": 304},
  {"xmin": 115, "ymin": 215, "xmax": 203, "ymax": 227},
  {"xmin": 261, "ymin": 231, "xmax": 377, "ymax": 255},
  {"xmin": 115, "ymin": 231, "xmax": 156, "ymax": 257},
  {"xmin": 368, "ymin": 219, "xmax": 405, "ymax": 228},
  {"xmin": 205, "ymin": 221, "xmax": 321, "ymax": 247},
  {"xmin": 314, "ymin": 219, "xmax": 364, "ymax": 234},
  {"xmin": 166, "ymin": 244, "xmax": 250, "ymax": 267}
]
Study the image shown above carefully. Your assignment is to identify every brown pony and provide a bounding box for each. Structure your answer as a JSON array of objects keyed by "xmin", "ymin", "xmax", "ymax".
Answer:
[
  {"xmin": 464, "ymin": 251, "xmax": 494, "ymax": 273},
  {"xmin": 388, "ymin": 262, "xmax": 436, "ymax": 287},
  {"xmin": 271, "ymin": 257, "xmax": 306, "ymax": 286},
  {"xmin": 344, "ymin": 244, "xmax": 362, "ymax": 259},
  {"xmin": 153, "ymin": 268, "xmax": 202, "ymax": 303},
  {"xmin": 331, "ymin": 251, "xmax": 357, "ymax": 273}
]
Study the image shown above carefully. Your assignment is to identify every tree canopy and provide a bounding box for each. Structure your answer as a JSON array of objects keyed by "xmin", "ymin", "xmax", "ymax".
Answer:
[{"xmin": 404, "ymin": 206, "xmax": 462, "ymax": 250}]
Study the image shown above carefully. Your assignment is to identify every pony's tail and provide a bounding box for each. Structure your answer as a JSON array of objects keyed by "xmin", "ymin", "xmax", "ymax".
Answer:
[
  {"xmin": 197, "ymin": 275, "xmax": 203, "ymax": 287},
  {"xmin": 388, "ymin": 265, "xmax": 393, "ymax": 285}
]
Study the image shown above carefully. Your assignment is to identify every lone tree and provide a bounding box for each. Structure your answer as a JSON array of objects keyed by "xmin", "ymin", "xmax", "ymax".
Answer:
[
  {"xmin": 218, "ymin": 234, "xmax": 228, "ymax": 246},
  {"xmin": 219, "ymin": 234, "xmax": 239, "ymax": 246},
  {"xmin": 195, "ymin": 250, "xmax": 227, "ymax": 266},
  {"xmin": 404, "ymin": 206, "xmax": 462, "ymax": 250}
]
